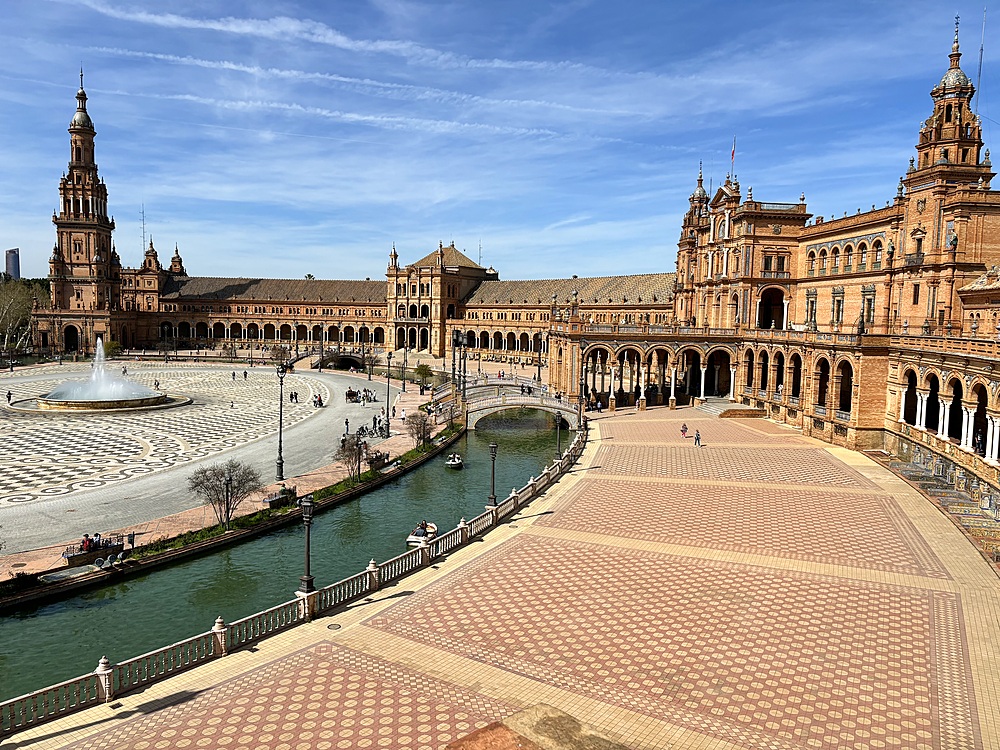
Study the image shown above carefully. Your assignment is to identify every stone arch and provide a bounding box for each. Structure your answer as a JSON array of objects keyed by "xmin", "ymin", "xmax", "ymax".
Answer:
[
  {"xmin": 582, "ymin": 345, "xmax": 615, "ymax": 408},
  {"xmin": 814, "ymin": 357, "xmax": 831, "ymax": 408},
  {"xmin": 836, "ymin": 359, "xmax": 854, "ymax": 412},
  {"xmin": 478, "ymin": 331, "xmax": 489, "ymax": 349},
  {"xmin": 757, "ymin": 287, "xmax": 786, "ymax": 329},
  {"xmin": 704, "ymin": 346, "xmax": 734, "ymax": 398},
  {"xmin": 759, "ymin": 349, "xmax": 770, "ymax": 391},
  {"xmin": 197, "ymin": 321, "xmax": 210, "ymax": 339},
  {"xmin": 902, "ymin": 368, "xmax": 918, "ymax": 425},
  {"xmin": 789, "ymin": 353, "xmax": 803, "ymax": 398},
  {"xmin": 278, "ymin": 324, "xmax": 292, "ymax": 341},
  {"xmin": 63, "ymin": 325, "xmax": 80, "ymax": 353},
  {"xmin": 946, "ymin": 377, "xmax": 963, "ymax": 441},
  {"xmin": 743, "ymin": 348, "xmax": 755, "ymax": 389},
  {"xmin": 230, "ymin": 322, "xmax": 243, "ymax": 340},
  {"xmin": 924, "ymin": 372, "xmax": 941, "ymax": 432},
  {"xmin": 972, "ymin": 382, "xmax": 989, "ymax": 455}
]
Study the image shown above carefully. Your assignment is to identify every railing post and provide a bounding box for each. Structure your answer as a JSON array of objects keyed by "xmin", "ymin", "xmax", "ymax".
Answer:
[
  {"xmin": 94, "ymin": 655, "xmax": 114, "ymax": 703},
  {"xmin": 367, "ymin": 558, "xmax": 380, "ymax": 591},
  {"xmin": 458, "ymin": 517, "xmax": 469, "ymax": 544},
  {"xmin": 212, "ymin": 616, "xmax": 228, "ymax": 656},
  {"xmin": 418, "ymin": 536, "xmax": 431, "ymax": 565}
]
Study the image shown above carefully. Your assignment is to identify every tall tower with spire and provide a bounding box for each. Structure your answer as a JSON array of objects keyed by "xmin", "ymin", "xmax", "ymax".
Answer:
[{"xmin": 45, "ymin": 72, "xmax": 119, "ymax": 354}]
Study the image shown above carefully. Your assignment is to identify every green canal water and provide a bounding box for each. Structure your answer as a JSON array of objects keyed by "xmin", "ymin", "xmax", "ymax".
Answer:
[{"xmin": 0, "ymin": 411, "xmax": 568, "ymax": 702}]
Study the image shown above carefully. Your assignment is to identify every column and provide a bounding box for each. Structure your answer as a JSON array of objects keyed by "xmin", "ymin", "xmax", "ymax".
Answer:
[
  {"xmin": 985, "ymin": 415, "xmax": 995, "ymax": 462},
  {"xmin": 938, "ymin": 402, "xmax": 948, "ymax": 438},
  {"xmin": 669, "ymin": 366, "xmax": 677, "ymax": 408},
  {"xmin": 898, "ymin": 389, "xmax": 906, "ymax": 422},
  {"xmin": 699, "ymin": 365, "xmax": 707, "ymax": 400},
  {"xmin": 961, "ymin": 407, "xmax": 972, "ymax": 449},
  {"xmin": 990, "ymin": 418, "xmax": 1000, "ymax": 463},
  {"xmin": 916, "ymin": 392, "xmax": 927, "ymax": 430},
  {"xmin": 729, "ymin": 365, "xmax": 737, "ymax": 401},
  {"xmin": 755, "ymin": 299, "xmax": 761, "ymax": 328},
  {"xmin": 782, "ymin": 300, "xmax": 790, "ymax": 330}
]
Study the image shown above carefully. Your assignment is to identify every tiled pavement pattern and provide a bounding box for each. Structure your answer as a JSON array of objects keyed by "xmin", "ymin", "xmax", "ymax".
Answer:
[
  {"xmin": 13, "ymin": 407, "xmax": 1000, "ymax": 750},
  {"xmin": 0, "ymin": 366, "xmax": 329, "ymax": 505}
]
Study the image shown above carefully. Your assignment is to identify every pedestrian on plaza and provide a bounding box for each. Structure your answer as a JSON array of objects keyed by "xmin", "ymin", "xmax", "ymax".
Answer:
[
  {"xmin": 681, "ymin": 423, "xmax": 688, "ymax": 438},
  {"xmin": 401, "ymin": 408, "xmax": 406, "ymax": 422},
  {"xmin": 231, "ymin": 401, "xmax": 234, "ymax": 408},
  {"xmin": 243, "ymin": 371, "xmax": 248, "ymax": 380},
  {"xmin": 345, "ymin": 418, "xmax": 350, "ymax": 434},
  {"xmin": 232, "ymin": 371, "xmax": 236, "ymax": 381},
  {"xmin": 5, "ymin": 390, "xmax": 11, "ymax": 404},
  {"xmin": 392, "ymin": 406, "xmax": 396, "ymax": 418},
  {"xmin": 154, "ymin": 379, "xmax": 160, "ymax": 390},
  {"xmin": 694, "ymin": 430, "xmax": 702, "ymax": 447}
]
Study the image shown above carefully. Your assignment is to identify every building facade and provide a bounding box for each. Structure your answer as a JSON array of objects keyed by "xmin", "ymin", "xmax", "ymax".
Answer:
[{"xmin": 30, "ymin": 30, "xmax": 1000, "ymax": 519}]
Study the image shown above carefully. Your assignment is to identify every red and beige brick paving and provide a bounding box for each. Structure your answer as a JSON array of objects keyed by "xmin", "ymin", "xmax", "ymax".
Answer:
[{"xmin": 13, "ymin": 407, "xmax": 1000, "ymax": 749}]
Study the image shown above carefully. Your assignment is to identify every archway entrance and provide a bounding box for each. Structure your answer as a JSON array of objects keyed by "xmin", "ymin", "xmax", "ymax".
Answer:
[
  {"xmin": 757, "ymin": 288, "xmax": 785, "ymax": 329},
  {"xmin": 63, "ymin": 325, "xmax": 80, "ymax": 353}
]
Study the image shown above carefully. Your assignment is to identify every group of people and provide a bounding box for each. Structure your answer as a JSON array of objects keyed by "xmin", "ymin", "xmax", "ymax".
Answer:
[
  {"xmin": 79, "ymin": 532, "xmax": 107, "ymax": 552},
  {"xmin": 680, "ymin": 423, "xmax": 702, "ymax": 447}
]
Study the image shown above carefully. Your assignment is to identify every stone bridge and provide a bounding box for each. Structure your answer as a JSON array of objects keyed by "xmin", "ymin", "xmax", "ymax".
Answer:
[{"xmin": 464, "ymin": 389, "xmax": 581, "ymax": 430}]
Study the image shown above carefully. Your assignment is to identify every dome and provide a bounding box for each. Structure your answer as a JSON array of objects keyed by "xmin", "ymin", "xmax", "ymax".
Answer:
[
  {"xmin": 939, "ymin": 66, "xmax": 971, "ymax": 89},
  {"xmin": 70, "ymin": 86, "xmax": 94, "ymax": 129}
]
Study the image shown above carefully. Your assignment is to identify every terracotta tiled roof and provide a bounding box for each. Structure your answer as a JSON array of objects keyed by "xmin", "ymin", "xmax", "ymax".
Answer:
[
  {"xmin": 409, "ymin": 244, "xmax": 483, "ymax": 270},
  {"xmin": 465, "ymin": 273, "xmax": 675, "ymax": 306},
  {"xmin": 958, "ymin": 266, "xmax": 1000, "ymax": 292},
  {"xmin": 160, "ymin": 277, "xmax": 387, "ymax": 303}
]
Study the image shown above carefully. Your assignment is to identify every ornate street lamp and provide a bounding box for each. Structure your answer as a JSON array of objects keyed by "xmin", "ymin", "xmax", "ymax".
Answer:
[
  {"xmin": 488, "ymin": 442, "xmax": 498, "ymax": 505},
  {"xmin": 384, "ymin": 352, "xmax": 393, "ymax": 437},
  {"xmin": 299, "ymin": 494, "xmax": 315, "ymax": 593},
  {"xmin": 275, "ymin": 363, "xmax": 287, "ymax": 480},
  {"xmin": 402, "ymin": 342, "xmax": 407, "ymax": 392}
]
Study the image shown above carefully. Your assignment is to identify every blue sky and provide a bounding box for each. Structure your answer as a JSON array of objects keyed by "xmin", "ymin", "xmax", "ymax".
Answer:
[{"xmin": 0, "ymin": 1, "xmax": 996, "ymax": 281}]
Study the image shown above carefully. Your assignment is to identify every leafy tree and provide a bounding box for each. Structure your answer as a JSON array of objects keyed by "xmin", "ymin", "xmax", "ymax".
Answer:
[
  {"xmin": 102, "ymin": 340, "xmax": 122, "ymax": 359},
  {"xmin": 188, "ymin": 459, "xmax": 264, "ymax": 530},
  {"xmin": 414, "ymin": 363, "xmax": 433, "ymax": 387},
  {"xmin": 361, "ymin": 349, "xmax": 379, "ymax": 376},
  {"xmin": 335, "ymin": 433, "xmax": 367, "ymax": 483},
  {"xmin": 405, "ymin": 411, "xmax": 431, "ymax": 448},
  {"xmin": 221, "ymin": 342, "xmax": 238, "ymax": 361},
  {"xmin": 304, "ymin": 273, "xmax": 315, "ymax": 280}
]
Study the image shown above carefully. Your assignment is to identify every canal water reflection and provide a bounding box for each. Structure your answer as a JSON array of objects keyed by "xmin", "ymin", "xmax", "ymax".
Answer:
[{"xmin": 0, "ymin": 411, "xmax": 568, "ymax": 701}]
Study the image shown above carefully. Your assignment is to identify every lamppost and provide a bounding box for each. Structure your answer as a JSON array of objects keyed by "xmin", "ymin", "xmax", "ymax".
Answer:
[
  {"xmin": 299, "ymin": 494, "xmax": 315, "ymax": 593},
  {"xmin": 384, "ymin": 352, "xmax": 393, "ymax": 437},
  {"xmin": 401, "ymin": 342, "xmax": 407, "ymax": 392},
  {"xmin": 364, "ymin": 330, "xmax": 372, "ymax": 380},
  {"xmin": 275, "ymin": 363, "xmax": 287, "ymax": 480},
  {"xmin": 223, "ymin": 470, "xmax": 233, "ymax": 530},
  {"xmin": 488, "ymin": 442, "xmax": 498, "ymax": 505}
]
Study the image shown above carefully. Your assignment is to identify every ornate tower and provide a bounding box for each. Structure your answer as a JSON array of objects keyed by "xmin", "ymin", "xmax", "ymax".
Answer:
[
  {"xmin": 910, "ymin": 18, "xmax": 992, "ymax": 183},
  {"xmin": 49, "ymin": 70, "xmax": 120, "ymax": 324}
]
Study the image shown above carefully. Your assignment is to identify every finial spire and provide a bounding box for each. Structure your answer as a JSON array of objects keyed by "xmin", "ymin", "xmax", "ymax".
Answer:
[{"xmin": 954, "ymin": 14, "xmax": 961, "ymax": 52}]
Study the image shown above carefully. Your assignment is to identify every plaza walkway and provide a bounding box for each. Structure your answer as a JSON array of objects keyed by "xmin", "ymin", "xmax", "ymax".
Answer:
[{"xmin": 8, "ymin": 405, "xmax": 1000, "ymax": 749}]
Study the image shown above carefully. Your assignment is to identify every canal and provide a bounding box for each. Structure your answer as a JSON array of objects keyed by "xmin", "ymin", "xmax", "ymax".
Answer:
[{"xmin": 0, "ymin": 411, "xmax": 568, "ymax": 701}]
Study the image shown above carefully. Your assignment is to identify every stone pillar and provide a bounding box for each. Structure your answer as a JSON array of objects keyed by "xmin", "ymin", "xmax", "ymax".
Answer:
[
  {"xmin": 961, "ymin": 406, "xmax": 972, "ymax": 449},
  {"xmin": 782, "ymin": 300, "xmax": 790, "ymax": 329},
  {"xmin": 366, "ymin": 558, "xmax": 380, "ymax": 591},
  {"xmin": 699, "ymin": 365, "xmax": 707, "ymax": 401},
  {"xmin": 212, "ymin": 616, "xmax": 228, "ymax": 656},
  {"xmin": 609, "ymin": 366, "xmax": 617, "ymax": 412},
  {"xmin": 938, "ymin": 402, "xmax": 948, "ymax": 439},
  {"xmin": 990, "ymin": 418, "xmax": 1000, "ymax": 463},
  {"xmin": 669, "ymin": 366, "xmax": 677, "ymax": 410},
  {"xmin": 916, "ymin": 392, "xmax": 927, "ymax": 430},
  {"xmin": 94, "ymin": 655, "xmax": 114, "ymax": 703},
  {"xmin": 898, "ymin": 388, "xmax": 906, "ymax": 422},
  {"xmin": 729, "ymin": 365, "xmax": 737, "ymax": 402},
  {"xmin": 985, "ymin": 417, "xmax": 996, "ymax": 463}
]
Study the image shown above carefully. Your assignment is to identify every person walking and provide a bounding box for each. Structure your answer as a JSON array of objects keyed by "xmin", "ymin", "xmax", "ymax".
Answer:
[
  {"xmin": 681, "ymin": 423, "xmax": 688, "ymax": 438},
  {"xmin": 694, "ymin": 429, "xmax": 702, "ymax": 447},
  {"xmin": 5, "ymin": 390, "xmax": 11, "ymax": 404}
]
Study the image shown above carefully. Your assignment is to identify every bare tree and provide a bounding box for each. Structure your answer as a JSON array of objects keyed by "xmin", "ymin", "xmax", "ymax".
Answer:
[
  {"xmin": 335, "ymin": 433, "xmax": 367, "ymax": 483},
  {"xmin": 269, "ymin": 344, "xmax": 290, "ymax": 364},
  {"xmin": 188, "ymin": 459, "xmax": 264, "ymax": 530},
  {"xmin": 0, "ymin": 280, "xmax": 36, "ymax": 355},
  {"xmin": 405, "ymin": 411, "xmax": 431, "ymax": 448}
]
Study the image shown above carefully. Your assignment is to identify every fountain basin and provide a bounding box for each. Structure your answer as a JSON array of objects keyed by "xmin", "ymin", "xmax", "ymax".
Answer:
[{"xmin": 36, "ymin": 393, "xmax": 169, "ymax": 411}]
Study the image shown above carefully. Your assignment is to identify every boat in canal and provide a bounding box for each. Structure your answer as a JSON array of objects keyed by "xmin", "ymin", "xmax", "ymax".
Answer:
[{"xmin": 406, "ymin": 521, "xmax": 438, "ymax": 546}]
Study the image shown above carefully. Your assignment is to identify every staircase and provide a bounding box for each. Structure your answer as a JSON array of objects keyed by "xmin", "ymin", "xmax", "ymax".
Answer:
[{"xmin": 696, "ymin": 397, "xmax": 764, "ymax": 418}]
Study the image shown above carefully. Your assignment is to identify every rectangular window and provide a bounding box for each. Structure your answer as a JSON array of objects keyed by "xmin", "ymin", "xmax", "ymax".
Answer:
[
  {"xmin": 763, "ymin": 256, "xmax": 773, "ymax": 271},
  {"xmin": 913, "ymin": 284, "xmax": 920, "ymax": 305}
]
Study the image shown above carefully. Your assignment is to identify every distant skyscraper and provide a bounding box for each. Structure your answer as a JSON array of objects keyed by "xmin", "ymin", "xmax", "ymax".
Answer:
[{"xmin": 5, "ymin": 248, "xmax": 19, "ymax": 280}]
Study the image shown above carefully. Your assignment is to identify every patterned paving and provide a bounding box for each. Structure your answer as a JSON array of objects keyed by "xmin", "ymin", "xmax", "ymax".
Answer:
[
  {"xmin": 11, "ymin": 407, "xmax": 1000, "ymax": 750},
  {"xmin": 366, "ymin": 535, "xmax": 979, "ymax": 750},
  {"xmin": 0, "ymin": 366, "xmax": 330, "ymax": 505},
  {"xmin": 591, "ymin": 443, "xmax": 880, "ymax": 488},
  {"xmin": 60, "ymin": 643, "xmax": 516, "ymax": 750},
  {"xmin": 597, "ymin": 414, "xmax": 803, "ymax": 445},
  {"xmin": 538, "ymin": 478, "xmax": 951, "ymax": 578}
]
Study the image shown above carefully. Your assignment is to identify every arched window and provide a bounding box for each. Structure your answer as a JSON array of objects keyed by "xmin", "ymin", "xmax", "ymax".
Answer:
[
  {"xmin": 819, "ymin": 249, "xmax": 828, "ymax": 270},
  {"xmin": 845, "ymin": 244, "xmax": 854, "ymax": 268},
  {"xmin": 831, "ymin": 247, "xmax": 840, "ymax": 270},
  {"xmin": 859, "ymin": 243, "xmax": 868, "ymax": 265},
  {"xmin": 808, "ymin": 252, "xmax": 816, "ymax": 271}
]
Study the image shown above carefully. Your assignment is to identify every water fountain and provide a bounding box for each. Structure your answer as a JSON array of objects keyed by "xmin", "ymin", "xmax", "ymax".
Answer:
[{"xmin": 36, "ymin": 338, "xmax": 169, "ymax": 410}]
